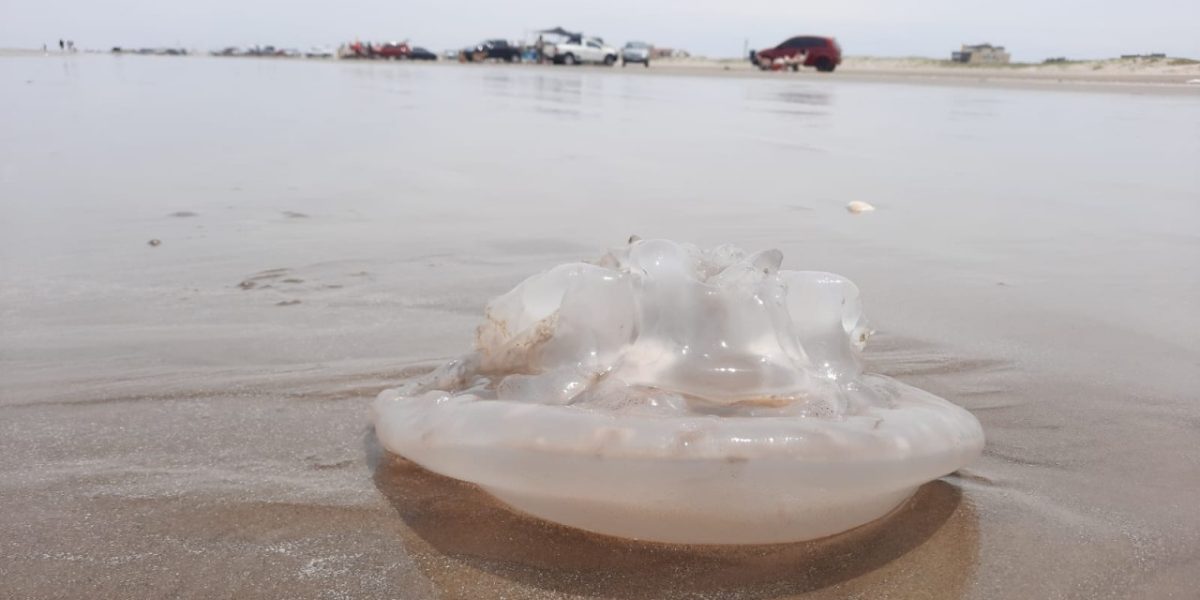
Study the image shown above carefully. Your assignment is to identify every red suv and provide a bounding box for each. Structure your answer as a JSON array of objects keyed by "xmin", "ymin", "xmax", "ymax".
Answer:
[{"xmin": 751, "ymin": 36, "xmax": 841, "ymax": 72}]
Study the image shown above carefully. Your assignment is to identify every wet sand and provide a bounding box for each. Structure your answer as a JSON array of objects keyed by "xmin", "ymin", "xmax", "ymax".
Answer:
[
  {"xmin": 596, "ymin": 57, "xmax": 1200, "ymax": 96},
  {"xmin": 2, "ymin": 54, "xmax": 1199, "ymax": 598}
]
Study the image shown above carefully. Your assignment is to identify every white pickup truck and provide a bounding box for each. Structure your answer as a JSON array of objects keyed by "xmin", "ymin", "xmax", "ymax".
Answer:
[{"xmin": 544, "ymin": 37, "xmax": 618, "ymax": 65}]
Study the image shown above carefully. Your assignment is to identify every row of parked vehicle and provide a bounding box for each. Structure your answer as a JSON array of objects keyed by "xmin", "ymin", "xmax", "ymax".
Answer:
[
  {"xmin": 209, "ymin": 46, "xmax": 334, "ymax": 58},
  {"xmin": 462, "ymin": 38, "xmax": 652, "ymax": 67},
  {"xmin": 211, "ymin": 33, "xmax": 843, "ymax": 74},
  {"xmin": 462, "ymin": 35, "xmax": 842, "ymax": 73},
  {"xmin": 339, "ymin": 41, "xmax": 438, "ymax": 60}
]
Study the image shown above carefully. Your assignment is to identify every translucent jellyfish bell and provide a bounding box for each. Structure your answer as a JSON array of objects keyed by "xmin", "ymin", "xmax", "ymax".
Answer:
[{"xmin": 373, "ymin": 240, "xmax": 984, "ymax": 544}]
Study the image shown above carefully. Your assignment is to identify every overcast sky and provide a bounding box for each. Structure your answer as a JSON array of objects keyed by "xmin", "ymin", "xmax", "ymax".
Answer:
[{"xmin": 2, "ymin": 0, "xmax": 1197, "ymax": 61}]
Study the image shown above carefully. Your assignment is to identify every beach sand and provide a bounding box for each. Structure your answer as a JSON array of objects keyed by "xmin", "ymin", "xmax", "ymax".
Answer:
[
  {"xmin": 650, "ymin": 55, "xmax": 1200, "ymax": 90},
  {"xmin": 6, "ymin": 47, "xmax": 1200, "ymax": 91},
  {"xmin": 1, "ymin": 54, "xmax": 1198, "ymax": 598}
]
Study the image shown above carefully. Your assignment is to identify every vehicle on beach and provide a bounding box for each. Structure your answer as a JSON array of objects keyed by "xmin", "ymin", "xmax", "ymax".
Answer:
[
  {"xmin": 305, "ymin": 46, "xmax": 334, "ymax": 58},
  {"xmin": 409, "ymin": 47, "xmax": 437, "ymax": 61},
  {"xmin": 375, "ymin": 42, "xmax": 411, "ymax": 59},
  {"xmin": 621, "ymin": 41, "xmax": 652, "ymax": 67},
  {"xmin": 339, "ymin": 41, "xmax": 413, "ymax": 60},
  {"xmin": 544, "ymin": 37, "xmax": 618, "ymax": 65},
  {"xmin": 128, "ymin": 47, "xmax": 187, "ymax": 56},
  {"xmin": 751, "ymin": 36, "xmax": 841, "ymax": 72},
  {"xmin": 465, "ymin": 40, "xmax": 522, "ymax": 62}
]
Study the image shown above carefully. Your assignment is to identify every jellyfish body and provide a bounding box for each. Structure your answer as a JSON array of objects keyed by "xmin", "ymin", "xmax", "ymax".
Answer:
[{"xmin": 374, "ymin": 240, "xmax": 984, "ymax": 544}]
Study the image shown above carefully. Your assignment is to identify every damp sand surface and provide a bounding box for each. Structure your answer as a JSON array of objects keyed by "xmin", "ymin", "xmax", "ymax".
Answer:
[{"xmin": 1, "ymin": 54, "xmax": 1199, "ymax": 599}]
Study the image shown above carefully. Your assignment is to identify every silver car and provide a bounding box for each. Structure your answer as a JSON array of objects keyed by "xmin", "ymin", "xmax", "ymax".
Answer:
[{"xmin": 621, "ymin": 41, "xmax": 651, "ymax": 67}]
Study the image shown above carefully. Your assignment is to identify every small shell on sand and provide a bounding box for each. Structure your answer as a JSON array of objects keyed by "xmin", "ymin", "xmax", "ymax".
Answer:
[
  {"xmin": 846, "ymin": 201, "xmax": 875, "ymax": 214},
  {"xmin": 147, "ymin": 239, "xmax": 162, "ymax": 247}
]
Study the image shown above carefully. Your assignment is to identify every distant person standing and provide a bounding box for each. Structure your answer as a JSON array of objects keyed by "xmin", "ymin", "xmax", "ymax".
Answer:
[{"xmin": 58, "ymin": 39, "xmax": 64, "ymax": 51}]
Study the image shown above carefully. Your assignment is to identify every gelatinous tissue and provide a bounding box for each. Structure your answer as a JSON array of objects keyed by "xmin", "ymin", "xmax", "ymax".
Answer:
[{"xmin": 373, "ymin": 239, "xmax": 984, "ymax": 544}]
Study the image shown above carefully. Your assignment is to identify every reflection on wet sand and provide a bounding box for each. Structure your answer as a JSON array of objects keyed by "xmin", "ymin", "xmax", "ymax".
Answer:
[
  {"xmin": 746, "ymin": 84, "xmax": 832, "ymax": 118},
  {"xmin": 369, "ymin": 439, "xmax": 979, "ymax": 599}
]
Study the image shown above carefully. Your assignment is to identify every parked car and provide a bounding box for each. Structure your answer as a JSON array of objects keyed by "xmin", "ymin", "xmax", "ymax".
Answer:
[
  {"xmin": 621, "ymin": 41, "xmax": 651, "ymax": 67},
  {"xmin": 544, "ymin": 36, "xmax": 618, "ymax": 65},
  {"xmin": 751, "ymin": 36, "xmax": 841, "ymax": 72},
  {"xmin": 305, "ymin": 46, "xmax": 334, "ymax": 58},
  {"xmin": 466, "ymin": 40, "xmax": 522, "ymax": 62},
  {"xmin": 376, "ymin": 42, "xmax": 411, "ymax": 59},
  {"xmin": 409, "ymin": 47, "xmax": 437, "ymax": 61}
]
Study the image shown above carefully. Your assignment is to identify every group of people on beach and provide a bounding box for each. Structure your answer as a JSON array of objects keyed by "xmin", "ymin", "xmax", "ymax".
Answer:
[{"xmin": 45, "ymin": 39, "xmax": 76, "ymax": 53}]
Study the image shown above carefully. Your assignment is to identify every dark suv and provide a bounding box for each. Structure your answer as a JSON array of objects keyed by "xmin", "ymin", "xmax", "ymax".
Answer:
[
  {"xmin": 751, "ymin": 36, "xmax": 841, "ymax": 72},
  {"xmin": 465, "ymin": 40, "xmax": 522, "ymax": 62}
]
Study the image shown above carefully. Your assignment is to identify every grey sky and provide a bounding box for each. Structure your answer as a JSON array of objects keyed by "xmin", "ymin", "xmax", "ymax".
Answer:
[{"xmin": 2, "ymin": 0, "xmax": 1197, "ymax": 60}]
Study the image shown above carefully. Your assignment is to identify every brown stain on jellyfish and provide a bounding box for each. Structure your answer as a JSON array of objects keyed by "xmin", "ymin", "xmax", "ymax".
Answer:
[
  {"xmin": 475, "ymin": 309, "xmax": 560, "ymax": 375},
  {"xmin": 368, "ymin": 434, "xmax": 980, "ymax": 599}
]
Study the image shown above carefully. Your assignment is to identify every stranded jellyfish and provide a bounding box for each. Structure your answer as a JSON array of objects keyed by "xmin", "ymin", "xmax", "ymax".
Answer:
[{"xmin": 373, "ymin": 239, "xmax": 984, "ymax": 544}]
